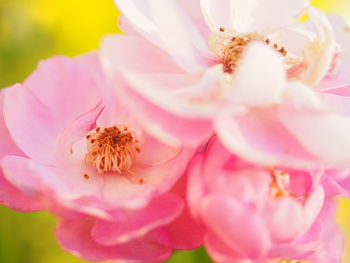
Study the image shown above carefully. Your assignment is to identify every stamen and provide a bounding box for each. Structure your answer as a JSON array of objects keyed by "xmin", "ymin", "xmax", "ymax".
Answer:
[
  {"xmin": 267, "ymin": 168, "xmax": 294, "ymax": 199},
  {"xmin": 85, "ymin": 125, "xmax": 141, "ymax": 174},
  {"xmin": 220, "ymin": 35, "xmax": 288, "ymax": 74},
  {"xmin": 222, "ymin": 35, "xmax": 252, "ymax": 73}
]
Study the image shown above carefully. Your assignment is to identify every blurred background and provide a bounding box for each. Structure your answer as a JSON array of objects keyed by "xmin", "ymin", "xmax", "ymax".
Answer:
[{"xmin": 0, "ymin": 0, "xmax": 349, "ymax": 262}]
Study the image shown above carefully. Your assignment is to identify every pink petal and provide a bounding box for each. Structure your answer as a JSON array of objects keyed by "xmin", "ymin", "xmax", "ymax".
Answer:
[
  {"xmin": 91, "ymin": 194, "xmax": 183, "ymax": 245},
  {"xmin": 57, "ymin": 217, "xmax": 172, "ymax": 262},
  {"xmin": 200, "ymin": 194, "xmax": 270, "ymax": 259},
  {"xmin": 148, "ymin": 0, "xmax": 212, "ymax": 72},
  {"xmin": 205, "ymin": 234, "xmax": 241, "ymax": 263},
  {"xmin": 268, "ymin": 220, "xmax": 322, "ymax": 259},
  {"xmin": 187, "ymin": 154, "xmax": 206, "ymax": 219},
  {"xmin": 266, "ymin": 198, "xmax": 304, "ymax": 243},
  {"xmin": 101, "ymin": 35, "xmax": 184, "ymax": 76},
  {"xmin": 104, "ymin": 71, "xmax": 214, "ymax": 146},
  {"xmin": 3, "ymin": 56, "xmax": 102, "ymax": 164},
  {"xmin": 0, "ymin": 92, "xmax": 41, "ymax": 211},
  {"xmin": 0, "ymin": 172, "xmax": 42, "ymax": 212},
  {"xmin": 215, "ymin": 107, "xmax": 320, "ymax": 169},
  {"xmin": 278, "ymin": 105, "xmax": 350, "ymax": 166},
  {"xmin": 160, "ymin": 174, "xmax": 205, "ymax": 250}
]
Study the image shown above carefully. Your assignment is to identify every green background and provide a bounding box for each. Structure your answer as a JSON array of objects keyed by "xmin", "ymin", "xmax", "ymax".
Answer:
[{"xmin": 0, "ymin": 0, "xmax": 350, "ymax": 262}]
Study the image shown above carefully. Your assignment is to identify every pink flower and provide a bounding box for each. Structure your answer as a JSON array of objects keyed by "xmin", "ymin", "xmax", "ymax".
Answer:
[
  {"xmin": 187, "ymin": 137, "xmax": 327, "ymax": 262},
  {"xmin": 101, "ymin": 0, "xmax": 350, "ymax": 169},
  {"xmin": 0, "ymin": 53, "xmax": 203, "ymax": 262}
]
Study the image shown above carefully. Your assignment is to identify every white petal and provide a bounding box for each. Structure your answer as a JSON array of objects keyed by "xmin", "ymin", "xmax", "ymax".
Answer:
[
  {"xmin": 300, "ymin": 7, "xmax": 336, "ymax": 86},
  {"xmin": 114, "ymin": 0, "xmax": 160, "ymax": 43},
  {"xmin": 223, "ymin": 42, "xmax": 286, "ymax": 107},
  {"xmin": 201, "ymin": 0, "xmax": 233, "ymax": 31},
  {"xmin": 148, "ymin": 0, "xmax": 211, "ymax": 73}
]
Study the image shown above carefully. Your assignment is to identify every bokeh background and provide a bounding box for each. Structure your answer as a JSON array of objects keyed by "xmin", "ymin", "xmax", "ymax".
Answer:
[{"xmin": 0, "ymin": 0, "xmax": 349, "ymax": 262}]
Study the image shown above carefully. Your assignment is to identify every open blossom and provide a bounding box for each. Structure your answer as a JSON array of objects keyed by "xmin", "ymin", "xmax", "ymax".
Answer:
[
  {"xmin": 100, "ymin": 0, "xmax": 350, "ymax": 169},
  {"xmin": 187, "ymin": 137, "xmax": 329, "ymax": 262},
  {"xmin": 0, "ymin": 53, "xmax": 203, "ymax": 262}
]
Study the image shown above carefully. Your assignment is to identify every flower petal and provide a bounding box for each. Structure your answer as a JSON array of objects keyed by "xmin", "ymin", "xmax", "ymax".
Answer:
[
  {"xmin": 200, "ymin": 195, "xmax": 270, "ymax": 259},
  {"xmin": 223, "ymin": 42, "xmax": 286, "ymax": 107},
  {"xmin": 230, "ymin": 0, "xmax": 309, "ymax": 33},
  {"xmin": 215, "ymin": 107, "xmax": 320, "ymax": 169},
  {"xmin": 91, "ymin": 194, "xmax": 183, "ymax": 245},
  {"xmin": 57, "ymin": 217, "xmax": 172, "ymax": 262},
  {"xmin": 3, "ymin": 56, "xmax": 102, "ymax": 164}
]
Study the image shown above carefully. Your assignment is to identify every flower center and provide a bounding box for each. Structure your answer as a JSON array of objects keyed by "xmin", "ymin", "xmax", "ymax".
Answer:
[
  {"xmin": 85, "ymin": 125, "xmax": 141, "ymax": 174},
  {"xmin": 209, "ymin": 28, "xmax": 288, "ymax": 74},
  {"xmin": 268, "ymin": 168, "xmax": 295, "ymax": 199}
]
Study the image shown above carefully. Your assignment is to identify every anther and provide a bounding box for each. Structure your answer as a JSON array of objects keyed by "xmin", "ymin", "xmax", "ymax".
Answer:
[{"xmin": 85, "ymin": 126, "xmax": 141, "ymax": 174}]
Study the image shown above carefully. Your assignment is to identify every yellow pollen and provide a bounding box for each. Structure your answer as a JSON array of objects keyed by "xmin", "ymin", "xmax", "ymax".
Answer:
[
  {"xmin": 85, "ymin": 125, "xmax": 141, "ymax": 174},
  {"xmin": 219, "ymin": 33, "xmax": 288, "ymax": 74}
]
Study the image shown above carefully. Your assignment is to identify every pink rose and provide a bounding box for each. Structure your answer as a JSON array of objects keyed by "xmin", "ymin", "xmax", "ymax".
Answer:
[
  {"xmin": 100, "ymin": 0, "xmax": 350, "ymax": 169},
  {"xmin": 0, "ymin": 53, "xmax": 203, "ymax": 262},
  {"xmin": 187, "ymin": 137, "xmax": 327, "ymax": 262}
]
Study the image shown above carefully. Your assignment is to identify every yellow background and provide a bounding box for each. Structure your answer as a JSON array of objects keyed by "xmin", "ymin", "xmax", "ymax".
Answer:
[{"xmin": 0, "ymin": 0, "xmax": 349, "ymax": 262}]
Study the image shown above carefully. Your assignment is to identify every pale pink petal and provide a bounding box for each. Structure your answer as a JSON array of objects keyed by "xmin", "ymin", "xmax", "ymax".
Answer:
[
  {"xmin": 105, "ymin": 70, "xmax": 213, "ymax": 146},
  {"xmin": 268, "ymin": 27, "xmax": 314, "ymax": 57},
  {"xmin": 201, "ymin": 0, "xmax": 232, "ymax": 31},
  {"xmin": 136, "ymin": 131, "xmax": 183, "ymax": 166},
  {"xmin": 300, "ymin": 7, "xmax": 336, "ymax": 86},
  {"xmin": 3, "ymin": 84, "xmax": 60, "ymax": 164},
  {"xmin": 148, "ymin": 0, "xmax": 213, "ymax": 72},
  {"xmin": 200, "ymin": 195, "xmax": 270, "ymax": 259},
  {"xmin": 317, "ymin": 14, "xmax": 350, "ymax": 90},
  {"xmin": 114, "ymin": 0, "xmax": 161, "ymax": 45},
  {"xmin": 91, "ymin": 194, "xmax": 183, "ymax": 245},
  {"xmin": 230, "ymin": 0, "xmax": 309, "ymax": 33},
  {"xmin": 278, "ymin": 106, "xmax": 350, "ymax": 166},
  {"xmin": 303, "ymin": 186, "xmax": 324, "ymax": 231},
  {"xmin": 224, "ymin": 42, "xmax": 286, "ymax": 107},
  {"xmin": 0, "ymin": 92, "xmax": 42, "ymax": 211},
  {"xmin": 57, "ymin": 217, "xmax": 172, "ymax": 262},
  {"xmin": 215, "ymin": 107, "xmax": 320, "ymax": 169},
  {"xmin": 266, "ymin": 198, "xmax": 304, "ymax": 243},
  {"xmin": 3, "ymin": 56, "xmax": 102, "ymax": 164},
  {"xmin": 114, "ymin": 0, "xmax": 212, "ymax": 71},
  {"xmin": 101, "ymin": 35, "xmax": 184, "ymax": 76}
]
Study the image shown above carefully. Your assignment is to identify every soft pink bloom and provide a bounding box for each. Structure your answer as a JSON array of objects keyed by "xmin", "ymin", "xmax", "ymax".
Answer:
[
  {"xmin": 0, "ymin": 54, "xmax": 203, "ymax": 262},
  {"xmin": 187, "ymin": 137, "xmax": 328, "ymax": 262},
  {"xmin": 101, "ymin": 0, "xmax": 350, "ymax": 169}
]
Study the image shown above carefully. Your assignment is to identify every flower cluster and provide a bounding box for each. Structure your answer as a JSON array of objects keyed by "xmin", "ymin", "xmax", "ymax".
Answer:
[{"xmin": 1, "ymin": 0, "xmax": 350, "ymax": 262}]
